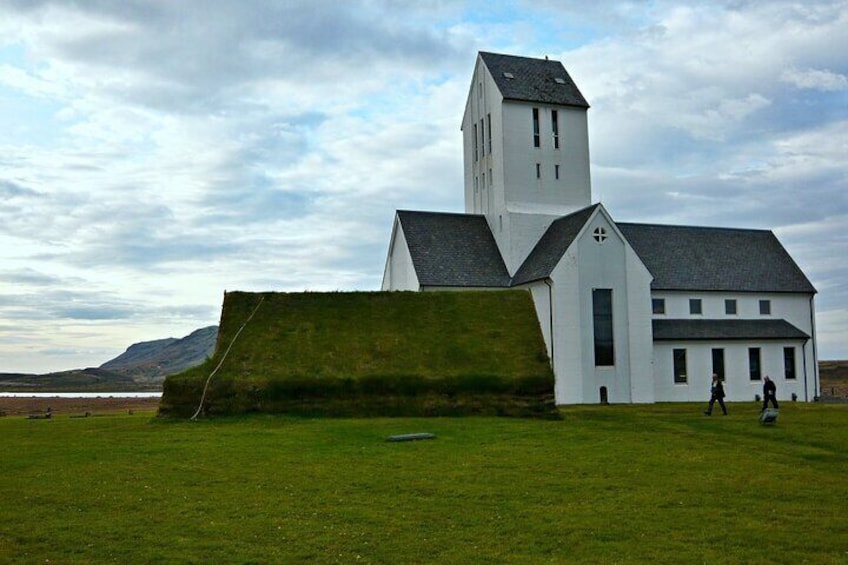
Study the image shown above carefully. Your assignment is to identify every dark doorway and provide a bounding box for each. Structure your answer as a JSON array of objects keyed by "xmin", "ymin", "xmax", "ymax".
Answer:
[{"xmin": 600, "ymin": 386, "xmax": 609, "ymax": 404}]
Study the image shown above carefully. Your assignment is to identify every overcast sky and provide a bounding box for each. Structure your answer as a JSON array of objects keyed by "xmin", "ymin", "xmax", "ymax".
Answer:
[{"xmin": 1, "ymin": 0, "xmax": 846, "ymax": 373}]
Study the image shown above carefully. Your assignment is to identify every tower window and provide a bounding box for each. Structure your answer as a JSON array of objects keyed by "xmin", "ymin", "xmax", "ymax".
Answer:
[
  {"xmin": 486, "ymin": 113, "xmax": 492, "ymax": 154},
  {"xmin": 473, "ymin": 123, "xmax": 478, "ymax": 161},
  {"xmin": 552, "ymin": 109, "xmax": 559, "ymax": 149},
  {"xmin": 555, "ymin": 164, "xmax": 560, "ymax": 179},
  {"xmin": 488, "ymin": 168, "xmax": 492, "ymax": 185},
  {"xmin": 532, "ymin": 108, "xmax": 540, "ymax": 148},
  {"xmin": 536, "ymin": 163, "xmax": 541, "ymax": 179},
  {"xmin": 479, "ymin": 119, "xmax": 485, "ymax": 157}
]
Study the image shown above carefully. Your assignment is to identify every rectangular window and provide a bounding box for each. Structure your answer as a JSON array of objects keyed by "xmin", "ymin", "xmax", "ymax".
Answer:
[
  {"xmin": 479, "ymin": 119, "xmax": 485, "ymax": 157},
  {"xmin": 555, "ymin": 164, "xmax": 560, "ymax": 179},
  {"xmin": 536, "ymin": 163, "xmax": 541, "ymax": 179},
  {"xmin": 784, "ymin": 347, "xmax": 796, "ymax": 380},
  {"xmin": 532, "ymin": 108, "xmax": 540, "ymax": 147},
  {"xmin": 593, "ymin": 289, "xmax": 614, "ymax": 366},
  {"xmin": 759, "ymin": 299, "xmax": 771, "ymax": 315},
  {"xmin": 481, "ymin": 173, "xmax": 485, "ymax": 190},
  {"xmin": 489, "ymin": 168, "xmax": 492, "ymax": 185},
  {"xmin": 473, "ymin": 123, "xmax": 478, "ymax": 161},
  {"xmin": 486, "ymin": 113, "xmax": 492, "ymax": 154},
  {"xmin": 749, "ymin": 347, "xmax": 761, "ymax": 381},
  {"xmin": 689, "ymin": 298, "xmax": 702, "ymax": 315},
  {"xmin": 552, "ymin": 109, "xmax": 559, "ymax": 149},
  {"xmin": 673, "ymin": 348, "xmax": 687, "ymax": 384},
  {"xmin": 712, "ymin": 348, "xmax": 725, "ymax": 381},
  {"xmin": 652, "ymin": 298, "xmax": 666, "ymax": 315},
  {"xmin": 725, "ymin": 299, "xmax": 737, "ymax": 315}
]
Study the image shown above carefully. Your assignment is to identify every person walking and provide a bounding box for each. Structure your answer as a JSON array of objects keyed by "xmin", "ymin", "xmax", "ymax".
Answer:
[
  {"xmin": 762, "ymin": 375, "xmax": 779, "ymax": 411},
  {"xmin": 704, "ymin": 374, "xmax": 728, "ymax": 415}
]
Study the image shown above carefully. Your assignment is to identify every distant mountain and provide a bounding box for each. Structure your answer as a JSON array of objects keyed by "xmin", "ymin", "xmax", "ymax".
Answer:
[
  {"xmin": 0, "ymin": 326, "xmax": 218, "ymax": 391},
  {"xmin": 100, "ymin": 326, "xmax": 218, "ymax": 383}
]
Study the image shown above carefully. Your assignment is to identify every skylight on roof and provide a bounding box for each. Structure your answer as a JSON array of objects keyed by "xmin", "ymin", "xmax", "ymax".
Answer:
[
  {"xmin": 503, "ymin": 72, "xmax": 514, "ymax": 79},
  {"xmin": 554, "ymin": 77, "xmax": 566, "ymax": 84}
]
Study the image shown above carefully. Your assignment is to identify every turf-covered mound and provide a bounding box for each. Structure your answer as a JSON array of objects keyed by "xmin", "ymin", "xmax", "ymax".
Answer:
[{"xmin": 159, "ymin": 290, "xmax": 556, "ymax": 418}]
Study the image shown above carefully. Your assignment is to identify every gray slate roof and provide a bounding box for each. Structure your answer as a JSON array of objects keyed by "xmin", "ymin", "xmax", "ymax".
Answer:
[
  {"xmin": 618, "ymin": 223, "xmax": 816, "ymax": 293},
  {"xmin": 511, "ymin": 204, "xmax": 600, "ymax": 285},
  {"xmin": 397, "ymin": 210, "xmax": 510, "ymax": 288},
  {"xmin": 653, "ymin": 319, "xmax": 810, "ymax": 341},
  {"xmin": 479, "ymin": 52, "xmax": 589, "ymax": 108},
  {"xmin": 394, "ymin": 207, "xmax": 816, "ymax": 295}
]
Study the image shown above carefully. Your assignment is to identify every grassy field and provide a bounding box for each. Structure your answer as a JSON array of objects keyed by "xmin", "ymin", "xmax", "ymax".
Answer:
[{"xmin": 1, "ymin": 403, "xmax": 846, "ymax": 564}]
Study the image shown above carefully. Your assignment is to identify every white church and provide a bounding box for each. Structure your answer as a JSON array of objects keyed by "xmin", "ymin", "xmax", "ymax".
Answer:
[{"xmin": 382, "ymin": 52, "xmax": 819, "ymax": 405}]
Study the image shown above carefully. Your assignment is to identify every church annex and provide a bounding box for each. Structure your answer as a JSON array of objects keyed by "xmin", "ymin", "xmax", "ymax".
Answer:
[{"xmin": 382, "ymin": 52, "xmax": 819, "ymax": 405}]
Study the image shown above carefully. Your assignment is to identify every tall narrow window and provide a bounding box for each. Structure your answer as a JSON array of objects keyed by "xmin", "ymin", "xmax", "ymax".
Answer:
[
  {"xmin": 555, "ymin": 164, "xmax": 560, "ymax": 179},
  {"xmin": 712, "ymin": 348, "xmax": 725, "ymax": 381},
  {"xmin": 486, "ymin": 113, "xmax": 492, "ymax": 154},
  {"xmin": 481, "ymin": 172, "xmax": 485, "ymax": 192},
  {"xmin": 488, "ymin": 168, "xmax": 492, "ymax": 185},
  {"xmin": 473, "ymin": 123, "xmax": 478, "ymax": 161},
  {"xmin": 784, "ymin": 347, "xmax": 796, "ymax": 380},
  {"xmin": 479, "ymin": 119, "xmax": 485, "ymax": 157},
  {"xmin": 749, "ymin": 347, "xmax": 761, "ymax": 381},
  {"xmin": 593, "ymin": 289, "xmax": 614, "ymax": 366},
  {"xmin": 536, "ymin": 163, "xmax": 541, "ymax": 179},
  {"xmin": 532, "ymin": 108, "xmax": 540, "ymax": 147},
  {"xmin": 551, "ymin": 109, "xmax": 559, "ymax": 149},
  {"xmin": 673, "ymin": 349, "xmax": 687, "ymax": 383},
  {"xmin": 759, "ymin": 300, "xmax": 771, "ymax": 315}
]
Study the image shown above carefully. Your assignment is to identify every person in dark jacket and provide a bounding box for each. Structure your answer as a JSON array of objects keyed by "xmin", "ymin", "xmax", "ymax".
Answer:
[
  {"xmin": 762, "ymin": 375, "xmax": 779, "ymax": 411},
  {"xmin": 704, "ymin": 374, "xmax": 728, "ymax": 415}
]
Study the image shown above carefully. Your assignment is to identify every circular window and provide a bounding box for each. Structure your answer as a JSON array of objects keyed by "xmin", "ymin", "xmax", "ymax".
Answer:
[{"xmin": 593, "ymin": 226, "xmax": 608, "ymax": 244}]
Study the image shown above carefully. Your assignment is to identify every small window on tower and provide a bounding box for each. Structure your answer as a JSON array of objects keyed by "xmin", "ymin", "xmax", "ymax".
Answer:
[
  {"xmin": 536, "ymin": 163, "xmax": 541, "ymax": 179},
  {"xmin": 532, "ymin": 108, "xmax": 540, "ymax": 148},
  {"xmin": 552, "ymin": 109, "xmax": 559, "ymax": 149},
  {"xmin": 555, "ymin": 164, "xmax": 560, "ymax": 179},
  {"xmin": 486, "ymin": 113, "xmax": 492, "ymax": 154}
]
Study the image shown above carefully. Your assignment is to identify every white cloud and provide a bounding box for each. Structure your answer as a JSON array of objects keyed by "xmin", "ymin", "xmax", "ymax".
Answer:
[
  {"xmin": 781, "ymin": 67, "xmax": 848, "ymax": 91},
  {"xmin": 1, "ymin": 0, "xmax": 847, "ymax": 372}
]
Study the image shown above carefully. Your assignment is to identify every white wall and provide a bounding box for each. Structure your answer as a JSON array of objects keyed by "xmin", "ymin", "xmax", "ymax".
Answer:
[
  {"xmin": 650, "ymin": 291, "xmax": 818, "ymax": 401},
  {"xmin": 380, "ymin": 222, "xmax": 419, "ymax": 291},
  {"xmin": 653, "ymin": 341, "xmax": 810, "ymax": 403}
]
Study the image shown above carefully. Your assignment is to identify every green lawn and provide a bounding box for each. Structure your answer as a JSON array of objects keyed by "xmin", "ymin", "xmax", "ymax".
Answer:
[{"xmin": 1, "ymin": 403, "xmax": 846, "ymax": 563}]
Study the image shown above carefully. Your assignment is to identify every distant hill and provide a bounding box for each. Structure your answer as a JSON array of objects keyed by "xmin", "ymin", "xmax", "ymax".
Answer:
[
  {"xmin": 0, "ymin": 326, "xmax": 218, "ymax": 391},
  {"xmin": 101, "ymin": 326, "xmax": 218, "ymax": 383}
]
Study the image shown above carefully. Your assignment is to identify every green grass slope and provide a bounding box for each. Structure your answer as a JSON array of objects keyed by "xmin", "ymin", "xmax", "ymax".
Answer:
[{"xmin": 160, "ymin": 290, "xmax": 555, "ymax": 418}]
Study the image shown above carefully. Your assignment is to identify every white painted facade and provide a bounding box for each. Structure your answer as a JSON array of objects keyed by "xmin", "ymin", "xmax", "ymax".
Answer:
[
  {"xmin": 462, "ymin": 56, "xmax": 592, "ymax": 273},
  {"xmin": 383, "ymin": 52, "xmax": 819, "ymax": 405}
]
